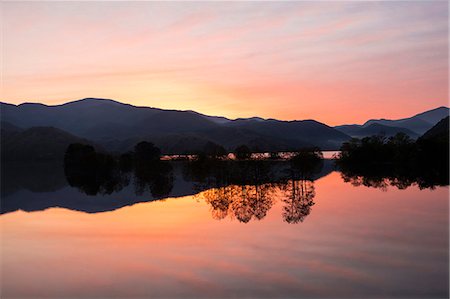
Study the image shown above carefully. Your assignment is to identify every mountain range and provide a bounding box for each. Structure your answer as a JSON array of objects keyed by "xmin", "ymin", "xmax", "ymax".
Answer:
[
  {"xmin": 335, "ymin": 106, "xmax": 449, "ymax": 138},
  {"xmin": 0, "ymin": 98, "xmax": 349, "ymax": 156},
  {"xmin": 1, "ymin": 98, "xmax": 448, "ymax": 159}
]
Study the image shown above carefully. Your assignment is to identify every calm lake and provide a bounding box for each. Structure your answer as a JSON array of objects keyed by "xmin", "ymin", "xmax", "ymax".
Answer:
[{"xmin": 1, "ymin": 160, "xmax": 448, "ymax": 298}]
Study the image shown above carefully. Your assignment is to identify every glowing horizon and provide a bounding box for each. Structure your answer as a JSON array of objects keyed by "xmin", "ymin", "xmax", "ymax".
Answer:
[
  {"xmin": 1, "ymin": 96, "xmax": 448, "ymax": 126},
  {"xmin": 2, "ymin": 1, "xmax": 448, "ymax": 125}
]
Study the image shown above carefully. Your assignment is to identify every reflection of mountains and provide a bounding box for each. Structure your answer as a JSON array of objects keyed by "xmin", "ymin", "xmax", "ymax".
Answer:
[{"xmin": 0, "ymin": 160, "xmax": 334, "ymax": 216}]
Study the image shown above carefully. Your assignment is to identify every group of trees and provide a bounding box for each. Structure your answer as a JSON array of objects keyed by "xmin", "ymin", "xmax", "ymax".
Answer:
[
  {"xmin": 197, "ymin": 143, "xmax": 312, "ymax": 161},
  {"xmin": 337, "ymin": 130, "xmax": 449, "ymax": 189},
  {"xmin": 338, "ymin": 133, "xmax": 416, "ymax": 168},
  {"xmin": 63, "ymin": 140, "xmax": 274, "ymax": 197}
]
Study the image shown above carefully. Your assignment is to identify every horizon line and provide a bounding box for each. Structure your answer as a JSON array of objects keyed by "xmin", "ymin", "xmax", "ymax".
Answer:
[{"xmin": 1, "ymin": 97, "xmax": 448, "ymax": 126}]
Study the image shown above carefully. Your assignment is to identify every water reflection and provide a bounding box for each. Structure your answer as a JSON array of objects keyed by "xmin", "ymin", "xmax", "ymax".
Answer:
[
  {"xmin": 200, "ymin": 184, "xmax": 276, "ymax": 223},
  {"xmin": 338, "ymin": 161, "xmax": 448, "ymax": 190},
  {"xmin": 2, "ymin": 171, "xmax": 448, "ymax": 299},
  {"xmin": 65, "ymin": 157, "xmax": 130, "ymax": 196},
  {"xmin": 280, "ymin": 179, "xmax": 315, "ymax": 224},
  {"xmin": 1, "ymin": 151, "xmax": 448, "ymax": 298},
  {"xmin": 64, "ymin": 143, "xmax": 174, "ymax": 197},
  {"xmin": 197, "ymin": 179, "xmax": 316, "ymax": 224},
  {"xmin": 1, "ymin": 161, "xmax": 66, "ymax": 197},
  {"xmin": 134, "ymin": 161, "xmax": 173, "ymax": 198},
  {"xmin": 1, "ymin": 150, "xmax": 448, "ymax": 218},
  {"xmin": 185, "ymin": 156, "xmax": 322, "ymax": 223}
]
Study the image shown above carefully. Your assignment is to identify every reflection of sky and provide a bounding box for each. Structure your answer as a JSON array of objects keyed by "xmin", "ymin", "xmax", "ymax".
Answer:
[
  {"xmin": 1, "ymin": 172, "xmax": 448, "ymax": 298},
  {"xmin": 2, "ymin": 2, "xmax": 448, "ymax": 125}
]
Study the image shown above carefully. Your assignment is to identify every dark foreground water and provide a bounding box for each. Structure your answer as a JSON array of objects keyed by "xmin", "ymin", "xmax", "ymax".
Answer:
[{"xmin": 1, "ymin": 161, "xmax": 448, "ymax": 298}]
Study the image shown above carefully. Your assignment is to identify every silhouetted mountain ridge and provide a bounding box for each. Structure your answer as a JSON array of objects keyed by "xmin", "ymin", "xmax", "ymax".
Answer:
[
  {"xmin": 2, "ymin": 99, "xmax": 448, "ymax": 157},
  {"xmin": 1, "ymin": 98, "xmax": 350, "ymax": 154},
  {"xmin": 336, "ymin": 123, "xmax": 420, "ymax": 139},
  {"xmin": 335, "ymin": 106, "xmax": 449, "ymax": 138}
]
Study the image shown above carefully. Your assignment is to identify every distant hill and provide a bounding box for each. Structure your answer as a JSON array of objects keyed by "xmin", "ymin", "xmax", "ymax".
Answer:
[
  {"xmin": 1, "ymin": 125, "xmax": 96, "ymax": 161},
  {"xmin": 419, "ymin": 116, "xmax": 449, "ymax": 142},
  {"xmin": 335, "ymin": 123, "xmax": 420, "ymax": 139},
  {"xmin": 1, "ymin": 98, "xmax": 351, "ymax": 153},
  {"xmin": 226, "ymin": 118, "xmax": 349, "ymax": 149},
  {"xmin": 412, "ymin": 107, "xmax": 450, "ymax": 124},
  {"xmin": 335, "ymin": 106, "xmax": 449, "ymax": 138},
  {"xmin": 362, "ymin": 107, "xmax": 449, "ymax": 135}
]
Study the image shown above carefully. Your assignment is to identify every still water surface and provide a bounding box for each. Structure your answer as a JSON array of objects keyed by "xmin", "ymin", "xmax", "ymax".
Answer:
[{"xmin": 1, "ymin": 162, "xmax": 448, "ymax": 298}]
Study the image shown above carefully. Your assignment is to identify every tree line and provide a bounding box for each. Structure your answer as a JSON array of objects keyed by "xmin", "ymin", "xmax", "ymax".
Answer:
[{"xmin": 336, "ymin": 131, "xmax": 449, "ymax": 189}]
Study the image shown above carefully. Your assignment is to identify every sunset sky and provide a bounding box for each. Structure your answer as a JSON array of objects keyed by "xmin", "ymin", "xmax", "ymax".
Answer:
[{"xmin": 2, "ymin": 1, "xmax": 448, "ymax": 125}]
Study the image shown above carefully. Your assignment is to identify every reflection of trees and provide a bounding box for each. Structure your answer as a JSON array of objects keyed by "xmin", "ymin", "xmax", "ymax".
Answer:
[
  {"xmin": 187, "ymin": 159, "xmax": 278, "ymax": 222},
  {"xmin": 132, "ymin": 141, "xmax": 174, "ymax": 198},
  {"xmin": 64, "ymin": 143, "xmax": 173, "ymax": 197},
  {"xmin": 199, "ymin": 179, "xmax": 317, "ymax": 224},
  {"xmin": 64, "ymin": 144, "xmax": 130, "ymax": 195},
  {"xmin": 289, "ymin": 148, "xmax": 323, "ymax": 180},
  {"xmin": 278, "ymin": 149, "xmax": 320, "ymax": 223},
  {"xmin": 231, "ymin": 184, "xmax": 275, "ymax": 222},
  {"xmin": 280, "ymin": 179, "xmax": 315, "ymax": 224},
  {"xmin": 65, "ymin": 143, "xmax": 324, "ymax": 223},
  {"xmin": 339, "ymin": 167, "xmax": 445, "ymax": 191},
  {"xmin": 134, "ymin": 161, "xmax": 173, "ymax": 198},
  {"xmin": 199, "ymin": 183, "xmax": 276, "ymax": 223},
  {"xmin": 201, "ymin": 186, "xmax": 234, "ymax": 220},
  {"xmin": 187, "ymin": 152, "xmax": 322, "ymax": 224},
  {"xmin": 341, "ymin": 174, "xmax": 390, "ymax": 191}
]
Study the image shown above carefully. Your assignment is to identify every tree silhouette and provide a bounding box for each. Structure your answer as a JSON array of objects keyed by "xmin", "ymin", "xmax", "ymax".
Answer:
[
  {"xmin": 234, "ymin": 145, "xmax": 251, "ymax": 160},
  {"xmin": 134, "ymin": 161, "xmax": 173, "ymax": 198},
  {"xmin": 134, "ymin": 141, "xmax": 161, "ymax": 162},
  {"xmin": 202, "ymin": 141, "xmax": 227, "ymax": 159},
  {"xmin": 337, "ymin": 131, "xmax": 449, "ymax": 190}
]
